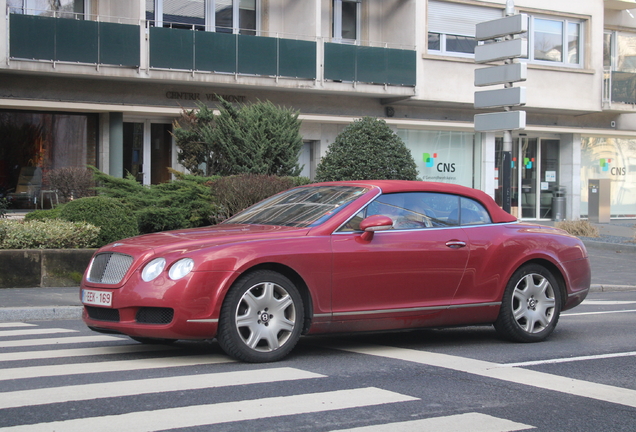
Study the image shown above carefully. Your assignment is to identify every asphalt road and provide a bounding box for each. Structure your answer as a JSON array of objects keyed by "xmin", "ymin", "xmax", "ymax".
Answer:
[{"xmin": 1, "ymin": 289, "xmax": 635, "ymax": 432}]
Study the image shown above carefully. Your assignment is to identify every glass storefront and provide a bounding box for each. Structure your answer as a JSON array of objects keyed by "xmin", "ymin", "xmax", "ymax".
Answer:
[
  {"xmin": 398, "ymin": 129, "xmax": 475, "ymax": 188},
  {"xmin": 581, "ymin": 137, "xmax": 636, "ymax": 218},
  {"xmin": 0, "ymin": 111, "xmax": 97, "ymax": 208},
  {"xmin": 495, "ymin": 137, "xmax": 560, "ymax": 219}
]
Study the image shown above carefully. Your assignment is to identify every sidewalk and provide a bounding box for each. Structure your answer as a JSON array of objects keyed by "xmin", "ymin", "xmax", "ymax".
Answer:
[{"xmin": 0, "ymin": 220, "xmax": 634, "ymax": 322}]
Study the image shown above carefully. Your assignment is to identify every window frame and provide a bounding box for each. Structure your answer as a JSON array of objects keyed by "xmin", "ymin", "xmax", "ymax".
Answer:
[
  {"xmin": 9, "ymin": 0, "xmax": 89, "ymax": 18},
  {"xmin": 150, "ymin": 0, "xmax": 260, "ymax": 34},
  {"xmin": 525, "ymin": 14, "xmax": 584, "ymax": 68},
  {"xmin": 332, "ymin": 0, "xmax": 361, "ymax": 44}
]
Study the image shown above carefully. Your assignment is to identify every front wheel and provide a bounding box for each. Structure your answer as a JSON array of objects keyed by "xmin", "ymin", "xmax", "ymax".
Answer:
[
  {"xmin": 494, "ymin": 264, "xmax": 562, "ymax": 343},
  {"xmin": 217, "ymin": 270, "xmax": 304, "ymax": 363}
]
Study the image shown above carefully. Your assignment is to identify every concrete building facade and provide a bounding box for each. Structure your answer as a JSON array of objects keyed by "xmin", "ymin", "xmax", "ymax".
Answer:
[{"xmin": 1, "ymin": 0, "xmax": 635, "ymax": 220}]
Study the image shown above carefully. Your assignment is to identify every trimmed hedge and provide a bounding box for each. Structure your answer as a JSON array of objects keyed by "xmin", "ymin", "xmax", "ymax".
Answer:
[
  {"xmin": 59, "ymin": 196, "xmax": 139, "ymax": 246},
  {"xmin": 0, "ymin": 219, "xmax": 99, "ymax": 249},
  {"xmin": 315, "ymin": 117, "xmax": 418, "ymax": 181}
]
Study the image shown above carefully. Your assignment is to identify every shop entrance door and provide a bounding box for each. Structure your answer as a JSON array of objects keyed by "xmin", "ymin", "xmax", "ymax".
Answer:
[
  {"xmin": 123, "ymin": 121, "xmax": 173, "ymax": 185},
  {"xmin": 510, "ymin": 138, "xmax": 560, "ymax": 219}
]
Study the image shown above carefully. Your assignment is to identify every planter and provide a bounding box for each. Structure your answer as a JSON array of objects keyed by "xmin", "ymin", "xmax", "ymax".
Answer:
[{"xmin": 0, "ymin": 249, "xmax": 96, "ymax": 288}]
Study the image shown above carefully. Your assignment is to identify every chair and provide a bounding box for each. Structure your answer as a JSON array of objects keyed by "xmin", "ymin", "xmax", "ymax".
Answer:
[{"xmin": 7, "ymin": 167, "xmax": 42, "ymax": 208}]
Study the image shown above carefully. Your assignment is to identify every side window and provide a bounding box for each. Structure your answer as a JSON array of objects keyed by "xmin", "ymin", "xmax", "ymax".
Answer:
[
  {"xmin": 339, "ymin": 192, "xmax": 463, "ymax": 231},
  {"xmin": 459, "ymin": 197, "xmax": 492, "ymax": 225}
]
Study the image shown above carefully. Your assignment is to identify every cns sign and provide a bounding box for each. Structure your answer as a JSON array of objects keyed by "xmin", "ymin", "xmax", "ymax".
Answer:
[{"xmin": 424, "ymin": 153, "xmax": 456, "ymax": 173}]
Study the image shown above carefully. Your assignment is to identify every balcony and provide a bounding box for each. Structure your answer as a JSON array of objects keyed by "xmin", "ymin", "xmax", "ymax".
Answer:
[
  {"xmin": 7, "ymin": 14, "xmax": 416, "ymax": 89},
  {"xmin": 9, "ymin": 14, "xmax": 139, "ymax": 67}
]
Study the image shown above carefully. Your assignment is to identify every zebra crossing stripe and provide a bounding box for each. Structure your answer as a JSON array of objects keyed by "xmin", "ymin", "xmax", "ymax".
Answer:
[
  {"xmin": 0, "ymin": 335, "xmax": 124, "ymax": 348},
  {"xmin": 332, "ymin": 344, "xmax": 636, "ymax": 409},
  {"xmin": 0, "ymin": 323, "xmax": 36, "ymax": 328},
  {"xmin": 327, "ymin": 412, "xmax": 533, "ymax": 432},
  {"xmin": 0, "ymin": 344, "xmax": 175, "ymax": 362},
  {"xmin": 0, "ymin": 387, "xmax": 418, "ymax": 432},
  {"xmin": 0, "ymin": 354, "xmax": 234, "ymax": 381},
  {"xmin": 0, "ymin": 328, "xmax": 79, "ymax": 338},
  {"xmin": 0, "ymin": 367, "xmax": 325, "ymax": 409}
]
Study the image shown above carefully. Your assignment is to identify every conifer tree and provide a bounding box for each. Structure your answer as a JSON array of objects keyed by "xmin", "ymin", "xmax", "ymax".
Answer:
[{"xmin": 173, "ymin": 98, "xmax": 303, "ymax": 176}]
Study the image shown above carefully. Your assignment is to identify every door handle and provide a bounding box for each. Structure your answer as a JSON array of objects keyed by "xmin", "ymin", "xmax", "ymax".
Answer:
[{"xmin": 445, "ymin": 240, "xmax": 466, "ymax": 248}]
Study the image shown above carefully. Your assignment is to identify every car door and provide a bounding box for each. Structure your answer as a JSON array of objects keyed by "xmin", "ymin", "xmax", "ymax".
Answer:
[{"xmin": 330, "ymin": 192, "xmax": 470, "ymax": 320}]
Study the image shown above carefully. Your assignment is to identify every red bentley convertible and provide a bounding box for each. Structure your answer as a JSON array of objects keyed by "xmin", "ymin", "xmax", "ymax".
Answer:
[{"xmin": 81, "ymin": 181, "xmax": 591, "ymax": 362}]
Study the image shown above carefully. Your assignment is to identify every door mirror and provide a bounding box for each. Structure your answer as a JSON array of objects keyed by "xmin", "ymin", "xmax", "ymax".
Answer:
[
  {"xmin": 360, "ymin": 215, "xmax": 394, "ymax": 232},
  {"xmin": 359, "ymin": 215, "xmax": 393, "ymax": 240}
]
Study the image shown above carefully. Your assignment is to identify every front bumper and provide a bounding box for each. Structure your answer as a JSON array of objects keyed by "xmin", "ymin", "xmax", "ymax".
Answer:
[{"xmin": 81, "ymin": 270, "xmax": 237, "ymax": 340}]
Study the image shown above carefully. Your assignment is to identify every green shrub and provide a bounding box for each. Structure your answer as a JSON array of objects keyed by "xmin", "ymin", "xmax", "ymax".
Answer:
[
  {"xmin": 211, "ymin": 174, "xmax": 311, "ymax": 221},
  {"xmin": 315, "ymin": 117, "xmax": 418, "ymax": 182},
  {"xmin": 59, "ymin": 196, "xmax": 139, "ymax": 246},
  {"xmin": 0, "ymin": 219, "xmax": 99, "ymax": 249},
  {"xmin": 136, "ymin": 207, "xmax": 188, "ymax": 234},
  {"xmin": 24, "ymin": 207, "xmax": 62, "ymax": 221},
  {"xmin": 92, "ymin": 168, "xmax": 220, "ymax": 233}
]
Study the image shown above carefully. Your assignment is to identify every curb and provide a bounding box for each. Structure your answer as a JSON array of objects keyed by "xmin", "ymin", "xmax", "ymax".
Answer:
[
  {"xmin": 0, "ymin": 306, "xmax": 83, "ymax": 322},
  {"xmin": 590, "ymin": 284, "xmax": 636, "ymax": 293},
  {"xmin": 583, "ymin": 240, "xmax": 636, "ymax": 253}
]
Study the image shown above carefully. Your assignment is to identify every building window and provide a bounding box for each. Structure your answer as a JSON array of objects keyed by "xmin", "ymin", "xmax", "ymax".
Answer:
[
  {"xmin": 147, "ymin": 0, "xmax": 257, "ymax": 34},
  {"xmin": 525, "ymin": 16, "xmax": 583, "ymax": 67},
  {"xmin": 427, "ymin": 0, "xmax": 502, "ymax": 57},
  {"xmin": 333, "ymin": 0, "xmax": 360, "ymax": 43},
  {"xmin": 8, "ymin": 0, "xmax": 86, "ymax": 19}
]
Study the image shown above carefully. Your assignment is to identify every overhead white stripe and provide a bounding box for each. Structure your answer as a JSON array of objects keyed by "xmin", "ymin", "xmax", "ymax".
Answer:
[
  {"xmin": 562, "ymin": 309, "xmax": 636, "ymax": 317},
  {"xmin": 0, "ymin": 323, "xmax": 36, "ymax": 328},
  {"xmin": 0, "ymin": 335, "xmax": 124, "ymax": 348},
  {"xmin": 328, "ymin": 412, "xmax": 533, "ymax": 432},
  {"xmin": 502, "ymin": 351, "xmax": 636, "ymax": 367},
  {"xmin": 333, "ymin": 344, "xmax": 636, "ymax": 409},
  {"xmin": 0, "ymin": 344, "xmax": 174, "ymax": 362},
  {"xmin": 0, "ymin": 355, "xmax": 234, "ymax": 381},
  {"xmin": 2, "ymin": 387, "xmax": 417, "ymax": 432},
  {"xmin": 0, "ymin": 328, "xmax": 78, "ymax": 338},
  {"xmin": 0, "ymin": 367, "xmax": 325, "ymax": 409}
]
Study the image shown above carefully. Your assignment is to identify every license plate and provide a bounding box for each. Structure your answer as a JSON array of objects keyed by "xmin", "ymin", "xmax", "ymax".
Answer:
[{"xmin": 82, "ymin": 289, "xmax": 113, "ymax": 307}]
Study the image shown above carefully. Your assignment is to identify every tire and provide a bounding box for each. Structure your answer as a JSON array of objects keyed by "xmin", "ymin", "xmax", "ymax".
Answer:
[
  {"xmin": 130, "ymin": 337, "xmax": 176, "ymax": 345},
  {"xmin": 217, "ymin": 270, "xmax": 304, "ymax": 363},
  {"xmin": 494, "ymin": 264, "xmax": 562, "ymax": 343}
]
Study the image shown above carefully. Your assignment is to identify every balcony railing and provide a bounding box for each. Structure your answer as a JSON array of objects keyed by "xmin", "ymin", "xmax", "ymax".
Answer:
[
  {"xmin": 7, "ymin": 14, "xmax": 416, "ymax": 87},
  {"xmin": 603, "ymin": 68, "xmax": 636, "ymax": 106},
  {"xmin": 9, "ymin": 13, "xmax": 139, "ymax": 67}
]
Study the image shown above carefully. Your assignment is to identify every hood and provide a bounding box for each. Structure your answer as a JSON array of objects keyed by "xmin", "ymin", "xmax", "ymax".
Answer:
[{"xmin": 100, "ymin": 224, "xmax": 310, "ymax": 257}]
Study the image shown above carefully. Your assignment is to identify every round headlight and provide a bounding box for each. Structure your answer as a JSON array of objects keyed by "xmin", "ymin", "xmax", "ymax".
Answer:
[
  {"xmin": 169, "ymin": 258, "xmax": 195, "ymax": 280},
  {"xmin": 141, "ymin": 258, "xmax": 166, "ymax": 282}
]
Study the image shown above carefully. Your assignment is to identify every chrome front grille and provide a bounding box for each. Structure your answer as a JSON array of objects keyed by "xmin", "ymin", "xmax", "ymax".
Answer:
[{"xmin": 88, "ymin": 252, "xmax": 134, "ymax": 284}]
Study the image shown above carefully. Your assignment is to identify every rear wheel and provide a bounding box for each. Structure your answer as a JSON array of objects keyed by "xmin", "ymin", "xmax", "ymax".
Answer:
[
  {"xmin": 217, "ymin": 270, "xmax": 304, "ymax": 362},
  {"xmin": 494, "ymin": 264, "xmax": 562, "ymax": 342}
]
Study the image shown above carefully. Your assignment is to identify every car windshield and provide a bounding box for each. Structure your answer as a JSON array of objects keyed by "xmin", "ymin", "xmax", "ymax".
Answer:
[{"xmin": 223, "ymin": 186, "xmax": 368, "ymax": 227}]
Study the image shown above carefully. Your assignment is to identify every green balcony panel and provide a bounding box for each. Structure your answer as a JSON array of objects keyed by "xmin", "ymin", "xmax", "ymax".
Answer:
[
  {"xmin": 238, "ymin": 35, "xmax": 277, "ymax": 76},
  {"xmin": 356, "ymin": 46, "xmax": 388, "ymax": 85},
  {"xmin": 278, "ymin": 39, "xmax": 316, "ymax": 79},
  {"xmin": 9, "ymin": 14, "xmax": 55, "ymax": 61},
  {"xmin": 99, "ymin": 22, "xmax": 140, "ymax": 67},
  {"xmin": 56, "ymin": 18, "xmax": 98, "ymax": 63},
  {"xmin": 150, "ymin": 27, "xmax": 194, "ymax": 70},
  {"xmin": 387, "ymin": 48, "xmax": 416, "ymax": 86},
  {"xmin": 195, "ymin": 31, "xmax": 237, "ymax": 73},
  {"xmin": 324, "ymin": 43, "xmax": 356, "ymax": 82}
]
